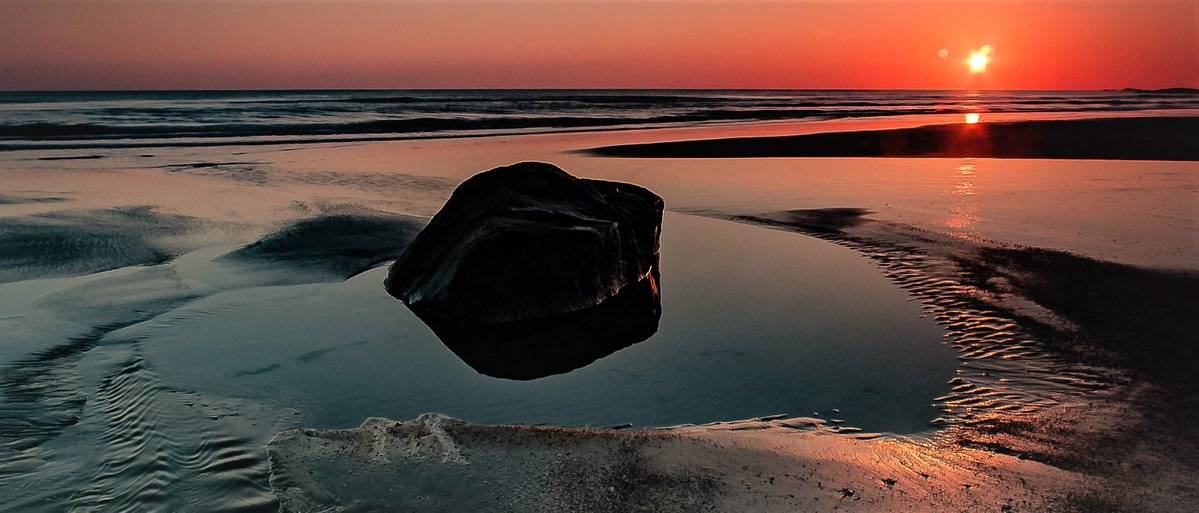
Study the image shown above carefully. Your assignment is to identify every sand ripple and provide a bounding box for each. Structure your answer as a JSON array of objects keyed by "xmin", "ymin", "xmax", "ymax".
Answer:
[
  {"xmin": 706, "ymin": 208, "xmax": 1126, "ymax": 434},
  {"xmin": 0, "ymin": 210, "xmax": 424, "ymax": 511}
]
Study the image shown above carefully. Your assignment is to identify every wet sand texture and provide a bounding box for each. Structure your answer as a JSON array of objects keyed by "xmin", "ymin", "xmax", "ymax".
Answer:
[
  {"xmin": 0, "ymin": 206, "xmax": 203, "ymax": 283},
  {"xmin": 712, "ymin": 208, "xmax": 1199, "ymax": 511},
  {"xmin": 269, "ymin": 205, "xmax": 1199, "ymax": 512},
  {"xmin": 726, "ymin": 208, "xmax": 1199, "ymax": 395},
  {"xmin": 268, "ymin": 413, "xmax": 1078, "ymax": 513}
]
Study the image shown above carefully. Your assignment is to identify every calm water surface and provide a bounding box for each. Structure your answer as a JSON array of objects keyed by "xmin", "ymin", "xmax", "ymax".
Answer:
[{"xmin": 133, "ymin": 213, "xmax": 955, "ymax": 432}]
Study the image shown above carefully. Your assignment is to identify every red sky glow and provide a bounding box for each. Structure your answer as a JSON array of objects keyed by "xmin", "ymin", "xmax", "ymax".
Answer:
[{"xmin": 1, "ymin": 1, "xmax": 1194, "ymax": 90}]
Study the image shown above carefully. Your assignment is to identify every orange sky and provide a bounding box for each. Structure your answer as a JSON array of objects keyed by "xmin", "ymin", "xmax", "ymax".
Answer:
[{"xmin": 1, "ymin": 1, "xmax": 1194, "ymax": 90}]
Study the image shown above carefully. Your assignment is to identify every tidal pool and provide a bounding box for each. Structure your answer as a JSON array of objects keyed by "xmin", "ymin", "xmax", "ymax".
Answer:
[
  {"xmin": 0, "ymin": 126, "xmax": 1000, "ymax": 511},
  {"xmin": 132, "ymin": 212, "xmax": 956, "ymax": 433}
]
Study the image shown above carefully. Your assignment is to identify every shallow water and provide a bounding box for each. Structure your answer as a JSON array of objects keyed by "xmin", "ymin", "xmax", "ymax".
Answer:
[
  {"xmin": 6, "ymin": 116, "xmax": 1194, "ymax": 269},
  {"xmin": 1, "ymin": 116, "xmax": 1193, "ymax": 510},
  {"xmin": 0, "ymin": 211, "xmax": 955, "ymax": 511},
  {"xmin": 241, "ymin": 128, "xmax": 1197, "ymax": 269},
  {"xmin": 135, "ymin": 213, "xmax": 954, "ymax": 431}
]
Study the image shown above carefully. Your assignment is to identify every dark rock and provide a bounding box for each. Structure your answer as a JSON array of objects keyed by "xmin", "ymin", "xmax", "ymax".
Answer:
[
  {"xmin": 386, "ymin": 161, "xmax": 662, "ymax": 325},
  {"xmin": 385, "ymin": 162, "xmax": 664, "ymax": 379}
]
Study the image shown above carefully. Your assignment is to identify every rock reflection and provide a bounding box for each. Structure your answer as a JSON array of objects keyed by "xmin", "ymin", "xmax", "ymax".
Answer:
[{"xmin": 405, "ymin": 266, "xmax": 662, "ymax": 381}]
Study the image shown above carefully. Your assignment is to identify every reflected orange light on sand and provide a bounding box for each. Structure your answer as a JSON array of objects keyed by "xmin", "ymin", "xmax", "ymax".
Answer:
[{"xmin": 965, "ymin": 113, "xmax": 981, "ymax": 124}]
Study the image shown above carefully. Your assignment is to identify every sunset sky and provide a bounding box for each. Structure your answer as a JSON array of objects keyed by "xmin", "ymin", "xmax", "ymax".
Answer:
[{"xmin": 1, "ymin": 1, "xmax": 1194, "ymax": 91}]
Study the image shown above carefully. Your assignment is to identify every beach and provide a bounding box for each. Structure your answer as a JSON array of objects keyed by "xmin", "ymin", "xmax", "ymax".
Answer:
[{"xmin": 0, "ymin": 91, "xmax": 1197, "ymax": 512}]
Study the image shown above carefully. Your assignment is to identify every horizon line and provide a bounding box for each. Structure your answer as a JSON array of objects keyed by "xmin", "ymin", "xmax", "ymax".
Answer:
[{"xmin": 2, "ymin": 86, "xmax": 1195, "ymax": 94}]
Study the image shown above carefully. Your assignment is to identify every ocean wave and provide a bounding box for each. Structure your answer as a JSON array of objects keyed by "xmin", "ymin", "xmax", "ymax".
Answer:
[
  {"xmin": 0, "ymin": 90, "xmax": 1196, "ymax": 149},
  {"xmin": 3, "ymin": 106, "xmax": 1195, "ymax": 144}
]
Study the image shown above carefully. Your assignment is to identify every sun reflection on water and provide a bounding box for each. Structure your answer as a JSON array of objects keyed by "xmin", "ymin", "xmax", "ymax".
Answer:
[{"xmin": 943, "ymin": 161, "xmax": 983, "ymax": 236}]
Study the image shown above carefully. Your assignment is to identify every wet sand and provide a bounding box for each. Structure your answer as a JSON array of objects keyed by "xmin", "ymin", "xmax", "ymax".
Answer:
[
  {"xmin": 269, "ymin": 413, "xmax": 1081, "ymax": 513},
  {"xmin": 586, "ymin": 116, "xmax": 1199, "ymax": 161},
  {"xmin": 261, "ymin": 118, "xmax": 1196, "ymax": 511},
  {"xmin": 714, "ymin": 209, "xmax": 1199, "ymax": 503},
  {"xmin": 1, "ymin": 112, "xmax": 1196, "ymax": 511},
  {"xmin": 269, "ymin": 207, "xmax": 1199, "ymax": 513}
]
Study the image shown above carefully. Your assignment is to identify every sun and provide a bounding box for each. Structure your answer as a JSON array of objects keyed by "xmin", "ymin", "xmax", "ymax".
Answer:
[{"xmin": 967, "ymin": 45, "xmax": 992, "ymax": 74}]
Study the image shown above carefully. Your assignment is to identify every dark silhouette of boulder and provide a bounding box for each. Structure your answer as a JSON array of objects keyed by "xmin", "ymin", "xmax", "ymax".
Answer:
[
  {"xmin": 385, "ymin": 162, "xmax": 663, "ymax": 379},
  {"xmin": 386, "ymin": 161, "xmax": 662, "ymax": 324}
]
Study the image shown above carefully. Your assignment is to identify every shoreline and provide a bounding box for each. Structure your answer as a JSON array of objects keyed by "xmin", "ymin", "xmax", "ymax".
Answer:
[
  {"xmin": 585, "ymin": 116, "xmax": 1199, "ymax": 161},
  {"xmin": 5, "ymin": 111, "xmax": 1197, "ymax": 155},
  {"xmin": 2, "ymin": 111, "xmax": 1196, "ymax": 511},
  {"xmin": 268, "ymin": 413, "xmax": 1082, "ymax": 513},
  {"xmin": 267, "ymin": 207, "xmax": 1199, "ymax": 512}
]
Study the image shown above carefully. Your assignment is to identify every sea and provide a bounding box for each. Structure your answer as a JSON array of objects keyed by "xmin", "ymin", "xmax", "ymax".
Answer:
[{"xmin": 2, "ymin": 89, "xmax": 1197, "ymax": 150}]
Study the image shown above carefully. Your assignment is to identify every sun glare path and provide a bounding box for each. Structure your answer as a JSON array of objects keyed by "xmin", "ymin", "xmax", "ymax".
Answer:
[{"xmin": 967, "ymin": 45, "xmax": 992, "ymax": 74}]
